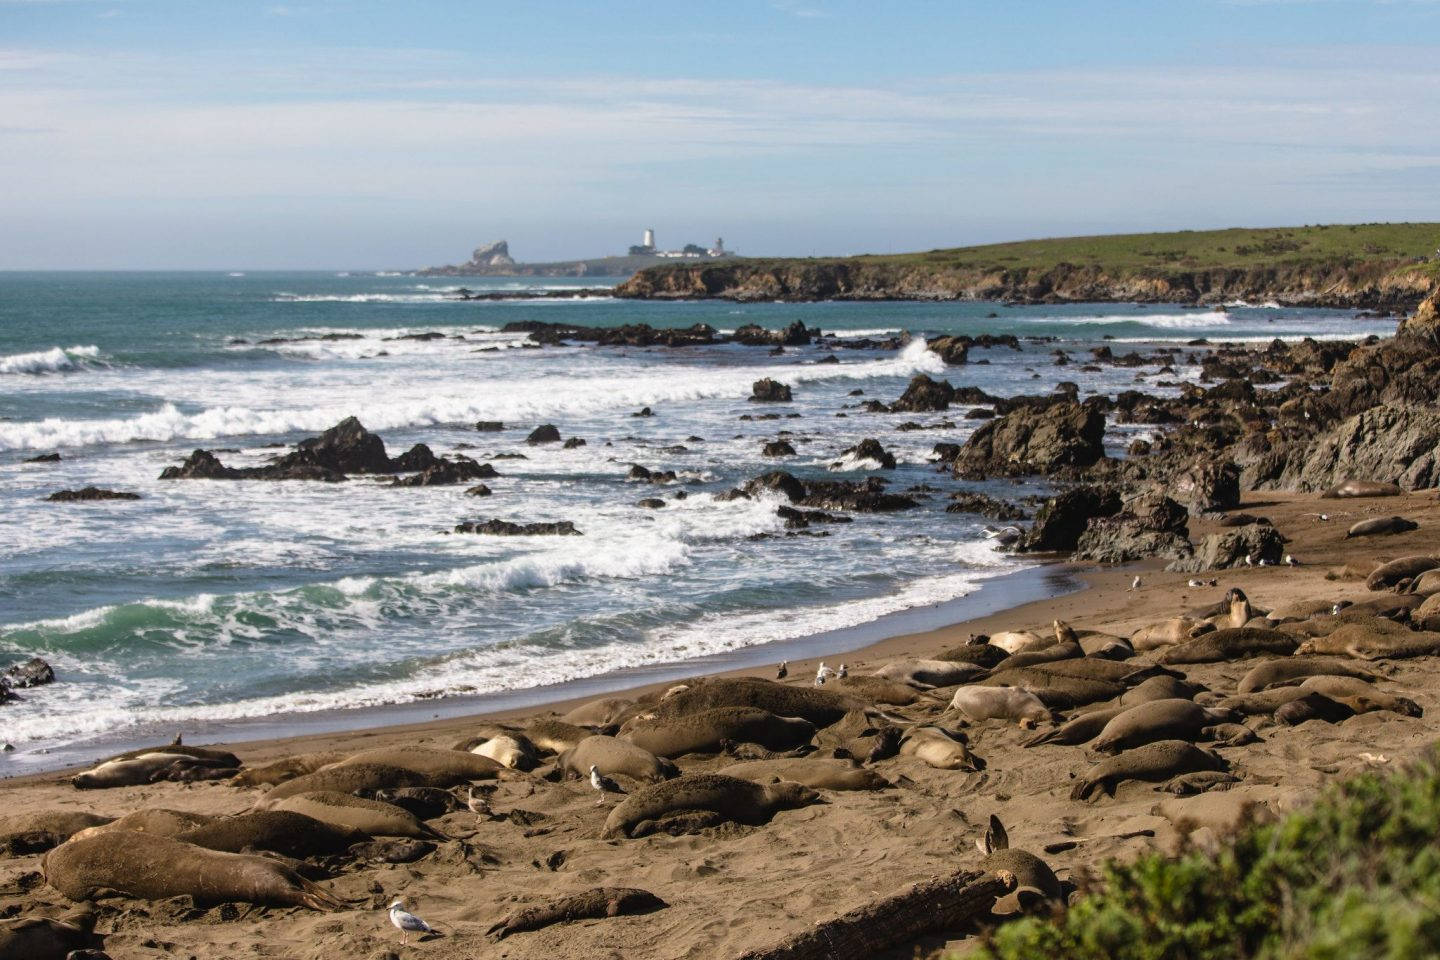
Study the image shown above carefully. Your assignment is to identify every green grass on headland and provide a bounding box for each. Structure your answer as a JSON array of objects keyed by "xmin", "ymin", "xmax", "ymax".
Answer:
[{"xmin": 973, "ymin": 746, "xmax": 1440, "ymax": 960}]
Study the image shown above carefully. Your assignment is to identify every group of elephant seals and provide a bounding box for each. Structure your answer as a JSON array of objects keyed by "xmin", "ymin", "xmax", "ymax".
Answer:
[
  {"xmin": 601, "ymin": 773, "xmax": 820, "ymax": 839},
  {"xmin": 42, "ymin": 831, "xmax": 344, "ymax": 909},
  {"xmin": 71, "ymin": 744, "xmax": 241, "ymax": 789},
  {"xmin": 0, "ymin": 907, "xmax": 99, "ymax": 960},
  {"xmin": 557, "ymin": 735, "xmax": 678, "ymax": 783},
  {"xmin": 1366, "ymin": 556, "xmax": 1440, "ymax": 590},
  {"xmin": 1070, "ymin": 740, "xmax": 1226, "ymax": 800},
  {"xmin": 1322, "ymin": 480, "xmax": 1403, "ymax": 499},
  {"xmin": 623, "ymin": 707, "xmax": 814, "ymax": 758},
  {"xmin": 1346, "ymin": 516, "xmax": 1419, "ymax": 538}
]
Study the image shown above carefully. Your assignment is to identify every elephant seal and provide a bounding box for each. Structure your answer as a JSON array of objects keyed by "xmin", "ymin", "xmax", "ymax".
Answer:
[
  {"xmin": 487, "ymin": 887, "xmax": 667, "ymax": 940},
  {"xmin": 1266, "ymin": 598, "xmax": 1351, "ymax": 622},
  {"xmin": 872, "ymin": 659, "xmax": 987, "ymax": 688},
  {"xmin": 560, "ymin": 697, "xmax": 636, "ymax": 728},
  {"xmin": 42, "ymin": 831, "xmax": 343, "ymax": 909},
  {"xmin": 813, "ymin": 709, "xmax": 902, "ymax": 762},
  {"xmin": 93, "ymin": 808, "xmax": 213, "ymax": 838},
  {"xmin": 0, "ymin": 908, "xmax": 98, "ymax": 960},
  {"xmin": 1322, "ymin": 480, "xmax": 1402, "ymax": 499},
  {"xmin": 1120, "ymin": 674, "xmax": 1201, "ymax": 705},
  {"xmin": 978, "ymin": 668, "xmax": 1124, "ymax": 708},
  {"xmin": 524, "ymin": 719, "xmax": 591, "ymax": 754},
  {"xmin": 1130, "ymin": 618, "xmax": 1212, "ymax": 652},
  {"xmin": 1215, "ymin": 687, "xmax": 1313, "ymax": 716},
  {"xmin": 1157, "ymin": 628, "xmax": 1298, "ymax": 664},
  {"xmin": 1077, "ymin": 632, "xmax": 1134, "ymax": 659},
  {"xmin": 259, "ymin": 762, "xmax": 436, "ymax": 803},
  {"xmin": 834, "ymin": 674, "xmax": 933, "ymax": 705},
  {"xmin": 461, "ymin": 735, "xmax": 538, "ymax": 770},
  {"xmin": 624, "ymin": 707, "xmax": 814, "ymax": 758},
  {"xmin": 992, "ymin": 642, "xmax": 1082, "ymax": 673},
  {"xmin": 1367, "ymin": 556, "xmax": 1440, "ymax": 591},
  {"xmin": 950, "ymin": 686, "xmax": 1052, "ymax": 725},
  {"xmin": 718, "ymin": 758, "xmax": 891, "ymax": 790},
  {"xmin": 1409, "ymin": 570, "xmax": 1440, "ymax": 596},
  {"xmin": 1298, "ymin": 676, "xmax": 1422, "ymax": 717},
  {"xmin": 71, "ymin": 751, "xmax": 236, "ymax": 790},
  {"xmin": 1296, "ymin": 623, "xmax": 1440, "ymax": 660},
  {"xmin": 176, "ymin": 810, "xmax": 366, "ymax": 857},
  {"xmin": 976, "ymin": 816, "xmax": 1062, "ymax": 915},
  {"xmin": 647, "ymin": 678, "xmax": 859, "ymax": 726},
  {"xmin": 899, "ymin": 726, "xmax": 981, "ymax": 770},
  {"xmin": 987, "ymin": 630, "xmax": 1048, "ymax": 655},
  {"xmin": 935, "ymin": 643, "xmax": 1009, "ymax": 668},
  {"xmin": 1274, "ymin": 692, "xmax": 1355, "ymax": 725},
  {"xmin": 1029, "ymin": 657, "xmax": 1157, "ymax": 685},
  {"xmin": 0, "ymin": 812, "xmax": 112, "ymax": 857},
  {"xmin": 1236, "ymin": 657, "xmax": 1379, "ymax": 693},
  {"xmin": 1091, "ymin": 700, "xmax": 1230, "ymax": 754},
  {"xmin": 1070, "ymin": 740, "xmax": 1226, "ymax": 800},
  {"xmin": 601, "ymin": 773, "xmax": 820, "ymax": 839},
  {"xmin": 270, "ymin": 791, "xmax": 438, "ymax": 839},
  {"xmin": 231, "ymin": 752, "xmax": 347, "ymax": 788},
  {"xmin": 1347, "ymin": 516, "xmax": 1419, "ymax": 539},
  {"xmin": 331, "ymin": 747, "xmax": 502, "ymax": 782},
  {"xmin": 557, "ymin": 735, "xmax": 678, "ymax": 783},
  {"xmin": 1022, "ymin": 705, "xmax": 1125, "ymax": 748}
]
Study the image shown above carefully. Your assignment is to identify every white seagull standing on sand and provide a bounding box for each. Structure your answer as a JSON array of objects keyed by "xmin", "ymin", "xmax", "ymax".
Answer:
[
  {"xmin": 837, "ymin": 664, "xmax": 848, "ymax": 679},
  {"xmin": 815, "ymin": 662, "xmax": 836, "ymax": 686},
  {"xmin": 1130, "ymin": 576, "xmax": 1142, "ymax": 591},
  {"xmin": 776, "ymin": 660, "xmax": 788, "ymax": 680},
  {"xmin": 388, "ymin": 899, "xmax": 433, "ymax": 944},
  {"xmin": 589, "ymin": 764, "xmax": 622, "ymax": 795}
]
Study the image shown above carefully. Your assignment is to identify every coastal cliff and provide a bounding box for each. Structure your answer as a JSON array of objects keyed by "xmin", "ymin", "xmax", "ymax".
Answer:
[{"xmin": 615, "ymin": 224, "xmax": 1440, "ymax": 308}]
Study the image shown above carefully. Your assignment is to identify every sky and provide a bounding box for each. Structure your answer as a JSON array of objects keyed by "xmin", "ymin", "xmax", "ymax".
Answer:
[{"xmin": 2, "ymin": 1, "xmax": 1440, "ymax": 269}]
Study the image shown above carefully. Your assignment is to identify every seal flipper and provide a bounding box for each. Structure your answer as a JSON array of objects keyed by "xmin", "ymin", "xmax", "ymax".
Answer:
[
  {"xmin": 986, "ymin": 814, "xmax": 1009, "ymax": 853},
  {"xmin": 294, "ymin": 876, "xmax": 346, "ymax": 912}
]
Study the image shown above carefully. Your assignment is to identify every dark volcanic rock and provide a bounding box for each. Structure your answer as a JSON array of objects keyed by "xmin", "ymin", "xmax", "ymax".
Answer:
[
  {"xmin": 465, "ymin": 484, "xmax": 493, "ymax": 496},
  {"xmin": 527, "ymin": 424, "xmax": 562, "ymax": 445},
  {"xmin": 945, "ymin": 492, "xmax": 1027, "ymax": 521},
  {"xmin": 474, "ymin": 420, "xmax": 505, "ymax": 432},
  {"xmin": 45, "ymin": 487, "xmax": 141, "ymax": 502},
  {"xmin": 776, "ymin": 505, "xmax": 853, "ymax": 529},
  {"xmin": 1168, "ymin": 523, "xmax": 1286, "ymax": 572},
  {"xmin": 1072, "ymin": 493, "xmax": 1192, "ymax": 564},
  {"xmin": 563, "ymin": 437, "xmax": 587, "ymax": 449},
  {"xmin": 799, "ymin": 477, "xmax": 917, "ymax": 512},
  {"xmin": 836, "ymin": 438, "xmax": 896, "ymax": 469},
  {"xmin": 953, "ymin": 402, "xmax": 1107, "ymax": 479},
  {"xmin": 1171, "ymin": 460, "xmax": 1241, "ymax": 513},
  {"xmin": 293, "ymin": 416, "xmax": 391, "ymax": 473},
  {"xmin": 733, "ymin": 321, "xmax": 813, "ymax": 346},
  {"xmin": 926, "ymin": 336, "xmax": 969, "ymax": 364},
  {"xmin": 391, "ymin": 457, "xmax": 498, "ymax": 487},
  {"xmin": 742, "ymin": 471, "xmax": 806, "ymax": 502},
  {"xmin": 1019, "ymin": 486, "xmax": 1123, "ymax": 553},
  {"xmin": 390, "ymin": 443, "xmax": 443, "ymax": 473},
  {"xmin": 750, "ymin": 378, "xmax": 793, "ymax": 402},
  {"xmin": 628, "ymin": 464, "xmax": 678, "ymax": 483},
  {"xmin": 762, "ymin": 440, "xmax": 797, "ymax": 457},
  {"xmin": 890, "ymin": 375, "xmax": 955, "ymax": 412},
  {"xmin": 160, "ymin": 450, "xmax": 245, "ymax": 480},
  {"xmin": 4, "ymin": 657, "xmax": 55, "ymax": 689},
  {"xmin": 455, "ymin": 519, "xmax": 582, "ymax": 536},
  {"xmin": 24, "ymin": 452, "xmax": 61, "ymax": 463}
]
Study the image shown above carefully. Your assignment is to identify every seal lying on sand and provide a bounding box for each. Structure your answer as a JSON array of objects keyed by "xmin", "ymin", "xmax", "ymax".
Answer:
[
  {"xmin": 899, "ymin": 726, "xmax": 981, "ymax": 770},
  {"xmin": 992, "ymin": 642, "xmax": 1082, "ymax": 673},
  {"xmin": 1130, "ymin": 618, "xmax": 1213, "ymax": 652},
  {"xmin": 833, "ymin": 674, "xmax": 933, "ymax": 705},
  {"xmin": 718, "ymin": 758, "xmax": 891, "ymax": 790},
  {"xmin": 259, "ymin": 762, "xmax": 437, "ymax": 803},
  {"xmin": 987, "ymin": 630, "xmax": 1048, "ymax": 655},
  {"xmin": 647, "ymin": 678, "xmax": 859, "ymax": 726},
  {"xmin": 0, "ymin": 812, "xmax": 113, "ymax": 857},
  {"xmin": 872, "ymin": 659, "xmax": 987, "ymax": 688},
  {"xmin": 1274, "ymin": 692, "xmax": 1355, "ymax": 725},
  {"xmin": 950, "ymin": 686, "xmax": 1052, "ymax": 726},
  {"xmin": 1236, "ymin": 657, "xmax": 1380, "ymax": 693},
  {"xmin": 1297, "ymin": 623, "xmax": 1440, "ymax": 660},
  {"xmin": 331, "ymin": 747, "xmax": 502, "ymax": 781},
  {"xmin": 978, "ymin": 669, "xmax": 1123, "ymax": 708},
  {"xmin": 89, "ymin": 808, "xmax": 213, "ymax": 838},
  {"xmin": 42, "ymin": 830, "xmax": 344, "ymax": 909},
  {"xmin": 560, "ymin": 697, "xmax": 637, "ymax": 729},
  {"xmin": 1120, "ymin": 675, "xmax": 1202, "ymax": 705},
  {"xmin": 1367, "ymin": 556, "xmax": 1440, "ymax": 591},
  {"xmin": 177, "ymin": 810, "xmax": 366, "ymax": 857},
  {"xmin": 524, "ymin": 719, "xmax": 592, "ymax": 754},
  {"xmin": 976, "ymin": 816, "xmax": 1063, "ymax": 916},
  {"xmin": 1297, "ymin": 675, "xmax": 1422, "ymax": 717},
  {"xmin": 1021, "ymin": 705, "xmax": 1126, "ymax": 748},
  {"xmin": 460, "ymin": 735, "xmax": 538, "ymax": 770},
  {"xmin": 1156, "ymin": 627, "xmax": 1297, "ymax": 664},
  {"xmin": 1070, "ymin": 740, "xmax": 1226, "ymax": 800},
  {"xmin": 1214, "ymin": 687, "xmax": 1313, "ymax": 716},
  {"xmin": 601, "ymin": 773, "xmax": 820, "ymax": 839},
  {"xmin": 1091, "ymin": 700, "xmax": 1232, "ymax": 755},
  {"xmin": 231, "ymin": 752, "xmax": 347, "ymax": 788},
  {"xmin": 0, "ymin": 907, "xmax": 98, "ymax": 960},
  {"xmin": 71, "ymin": 747, "xmax": 240, "ymax": 789},
  {"xmin": 623, "ymin": 707, "xmax": 814, "ymax": 758},
  {"xmin": 557, "ymin": 735, "xmax": 678, "ymax": 783},
  {"xmin": 270, "ymin": 791, "xmax": 438, "ymax": 839},
  {"xmin": 1346, "ymin": 516, "xmax": 1418, "ymax": 538},
  {"xmin": 1322, "ymin": 480, "xmax": 1402, "ymax": 499},
  {"xmin": 487, "ymin": 887, "xmax": 667, "ymax": 940}
]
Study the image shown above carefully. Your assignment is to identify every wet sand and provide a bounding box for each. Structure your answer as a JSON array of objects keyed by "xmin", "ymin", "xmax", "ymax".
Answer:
[{"xmin": 4, "ymin": 489, "xmax": 1438, "ymax": 959}]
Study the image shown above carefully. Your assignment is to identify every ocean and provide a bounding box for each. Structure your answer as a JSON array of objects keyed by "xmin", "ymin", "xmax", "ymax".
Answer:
[{"xmin": 0, "ymin": 271, "xmax": 1395, "ymax": 766}]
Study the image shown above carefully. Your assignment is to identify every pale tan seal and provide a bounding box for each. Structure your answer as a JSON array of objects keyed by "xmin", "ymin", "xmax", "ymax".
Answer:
[
  {"xmin": 231, "ymin": 751, "xmax": 347, "ymax": 788},
  {"xmin": 718, "ymin": 758, "xmax": 891, "ymax": 790},
  {"xmin": 950, "ymin": 686, "xmax": 1052, "ymax": 725},
  {"xmin": 71, "ymin": 750, "xmax": 235, "ymax": 790},
  {"xmin": 1130, "ymin": 618, "xmax": 1213, "ymax": 652},
  {"xmin": 1367, "ymin": 555, "xmax": 1440, "ymax": 591},
  {"xmin": 42, "ymin": 830, "xmax": 343, "ymax": 909},
  {"xmin": 1322, "ymin": 480, "xmax": 1402, "ymax": 499},
  {"xmin": 978, "ymin": 668, "xmax": 1124, "ymax": 708},
  {"xmin": 898, "ymin": 726, "xmax": 980, "ymax": 770},
  {"xmin": 1070, "ymin": 740, "xmax": 1226, "ymax": 800},
  {"xmin": 872, "ymin": 659, "xmax": 988, "ymax": 688},
  {"xmin": 601, "ymin": 773, "xmax": 819, "ymax": 839},
  {"xmin": 833, "ymin": 674, "xmax": 933, "ymax": 705},
  {"xmin": 987, "ymin": 630, "xmax": 1049, "ymax": 655},
  {"xmin": 1296, "ymin": 623, "xmax": 1440, "ymax": 660},
  {"xmin": 556, "ymin": 735, "xmax": 678, "ymax": 783}
]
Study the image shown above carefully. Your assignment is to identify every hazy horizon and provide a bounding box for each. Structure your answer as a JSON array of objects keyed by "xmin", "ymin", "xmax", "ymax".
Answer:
[{"xmin": 4, "ymin": 0, "xmax": 1440, "ymax": 270}]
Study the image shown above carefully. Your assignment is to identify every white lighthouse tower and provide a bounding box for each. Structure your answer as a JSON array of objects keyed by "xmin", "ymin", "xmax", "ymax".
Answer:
[{"xmin": 642, "ymin": 228, "xmax": 655, "ymax": 249}]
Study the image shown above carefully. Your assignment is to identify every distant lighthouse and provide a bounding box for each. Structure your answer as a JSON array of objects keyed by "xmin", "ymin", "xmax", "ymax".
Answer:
[{"xmin": 642, "ymin": 228, "xmax": 655, "ymax": 249}]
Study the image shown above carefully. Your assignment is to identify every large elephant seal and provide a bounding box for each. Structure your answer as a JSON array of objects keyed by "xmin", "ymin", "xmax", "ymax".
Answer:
[
  {"xmin": 259, "ymin": 762, "xmax": 435, "ymax": 803},
  {"xmin": 0, "ymin": 907, "xmax": 98, "ymax": 960},
  {"xmin": 1156, "ymin": 628, "xmax": 1298, "ymax": 664},
  {"xmin": 460, "ymin": 735, "xmax": 538, "ymax": 770},
  {"xmin": 833, "ymin": 674, "xmax": 933, "ymax": 705},
  {"xmin": 718, "ymin": 758, "xmax": 891, "ymax": 790},
  {"xmin": 1367, "ymin": 556, "xmax": 1440, "ymax": 591},
  {"xmin": 950, "ymin": 686, "xmax": 1052, "ymax": 725},
  {"xmin": 1322, "ymin": 480, "xmax": 1402, "ymax": 499},
  {"xmin": 270, "ymin": 791, "xmax": 438, "ymax": 839},
  {"xmin": 647, "ymin": 678, "xmax": 859, "ymax": 726},
  {"xmin": 42, "ymin": 831, "xmax": 343, "ymax": 909},
  {"xmin": 992, "ymin": 642, "xmax": 1082, "ymax": 673},
  {"xmin": 601, "ymin": 773, "xmax": 820, "ymax": 839},
  {"xmin": 1215, "ymin": 687, "xmax": 1313, "ymax": 716},
  {"xmin": 987, "ymin": 630, "xmax": 1048, "ymax": 655},
  {"xmin": 0, "ymin": 812, "xmax": 113, "ymax": 857},
  {"xmin": 935, "ymin": 643, "xmax": 1009, "ymax": 668},
  {"xmin": 1346, "ymin": 516, "xmax": 1418, "ymax": 539},
  {"xmin": 557, "ymin": 735, "xmax": 678, "ymax": 783},
  {"xmin": 524, "ymin": 719, "xmax": 591, "ymax": 754},
  {"xmin": 872, "ymin": 659, "xmax": 987, "ymax": 688},
  {"xmin": 560, "ymin": 697, "xmax": 637, "ymax": 728},
  {"xmin": 1120, "ymin": 674, "xmax": 1201, "ymax": 705},
  {"xmin": 231, "ymin": 752, "xmax": 347, "ymax": 788},
  {"xmin": 1070, "ymin": 740, "xmax": 1226, "ymax": 800},
  {"xmin": 92, "ymin": 808, "xmax": 213, "ymax": 838},
  {"xmin": 1296, "ymin": 623, "xmax": 1440, "ymax": 660},
  {"xmin": 976, "ymin": 816, "xmax": 1063, "ymax": 915},
  {"xmin": 1091, "ymin": 700, "xmax": 1230, "ymax": 755},
  {"xmin": 899, "ymin": 726, "xmax": 980, "ymax": 770},
  {"xmin": 330, "ymin": 747, "xmax": 502, "ymax": 781},
  {"xmin": 978, "ymin": 668, "xmax": 1123, "ymax": 708},
  {"xmin": 177, "ymin": 810, "xmax": 367, "ymax": 857},
  {"xmin": 1236, "ymin": 657, "xmax": 1379, "ymax": 693},
  {"xmin": 1274, "ymin": 692, "xmax": 1355, "ymax": 725},
  {"xmin": 1297, "ymin": 676, "xmax": 1422, "ymax": 717},
  {"xmin": 1021, "ymin": 705, "xmax": 1126, "ymax": 748},
  {"xmin": 1130, "ymin": 618, "xmax": 1212, "ymax": 652},
  {"xmin": 623, "ymin": 707, "xmax": 814, "ymax": 758},
  {"xmin": 71, "ymin": 749, "xmax": 238, "ymax": 789}
]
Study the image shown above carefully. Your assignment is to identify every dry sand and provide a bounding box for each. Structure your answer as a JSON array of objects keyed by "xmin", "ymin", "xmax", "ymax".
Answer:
[{"xmin": 4, "ymin": 489, "xmax": 1438, "ymax": 959}]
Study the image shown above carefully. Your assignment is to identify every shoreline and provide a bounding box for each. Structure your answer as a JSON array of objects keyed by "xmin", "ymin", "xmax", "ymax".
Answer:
[{"xmin": 1, "ymin": 560, "xmax": 1081, "ymax": 778}]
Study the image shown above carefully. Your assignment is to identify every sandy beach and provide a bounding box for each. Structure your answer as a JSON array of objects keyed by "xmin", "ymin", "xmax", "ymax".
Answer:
[{"xmin": 5, "ymin": 487, "xmax": 1438, "ymax": 959}]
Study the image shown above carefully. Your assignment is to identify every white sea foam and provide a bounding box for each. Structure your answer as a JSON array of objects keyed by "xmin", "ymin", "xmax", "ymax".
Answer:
[
  {"xmin": 0, "ymin": 345, "xmax": 103, "ymax": 375},
  {"xmin": 1047, "ymin": 312, "xmax": 1234, "ymax": 329}
]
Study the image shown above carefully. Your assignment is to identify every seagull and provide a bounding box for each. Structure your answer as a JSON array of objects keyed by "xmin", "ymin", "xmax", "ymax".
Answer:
[
  {"xmin": 837, "ymin": 663, "xmax": 848, "ymax": 679},
  {"xmin": 466, "ymin": 786, "xmax": 491, "ymax": 818},
  {"xmin": 1283, "ymin": 554, "xmax": 1299, "ymax": 566},
  {"xmin": 388, "ymin": 899, "xmax": 433, "ymax": 944},
  {"xmin": 1130, "ymin": 576, "xmax": 1142, "ymax": 591},
  {"xmin": 776, "ymin": 660, "xmax": 788, "ymax": 680},
  {"xmin": 815, "ymin": 662, "xmax": 836, "ymax": 686},
  {"xmin": 589, "ymin": 764, "xmax": 622, "ymax": 795},
  {"xmin": 1243, "ymin": 555, "xmax": 1254, "ymax": 567}
]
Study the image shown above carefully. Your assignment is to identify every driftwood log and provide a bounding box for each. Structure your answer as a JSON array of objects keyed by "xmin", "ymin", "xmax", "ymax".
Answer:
[{"xmin": 736, "ymin": 868, "xmax": 1015, "ymax": 960}]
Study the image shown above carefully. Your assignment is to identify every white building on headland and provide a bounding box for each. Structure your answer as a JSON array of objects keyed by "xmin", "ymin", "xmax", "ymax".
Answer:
[{"xmin": 629, "ymin": 229, "xmax": 731, "ymax": 259}]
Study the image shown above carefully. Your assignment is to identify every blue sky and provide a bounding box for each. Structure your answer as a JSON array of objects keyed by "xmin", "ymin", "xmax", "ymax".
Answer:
[{"xmin": 2, "ymin": 0, "xmax": 1439, "ymax": 268}]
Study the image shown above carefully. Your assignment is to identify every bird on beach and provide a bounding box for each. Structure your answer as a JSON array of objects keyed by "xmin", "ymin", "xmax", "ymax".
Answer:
[
  {"xmin": 815, "ymin": 662, "xmax": 836, "ymax": 686},
  {"xmin": 1187, "ymin": 578, "xmax": 1219, "ymax": 588},
  {"xmin": 837, "ymin": 663, "xmax": 848, "ymax": 679},
  {"xmin": 466, "ymin": 786, "xmax": 492, "ymax": 819},
  {"xmin": 589, "ymin": 764, "xmax": 622, "ymax": 795},
  {"xmin": 1283, "ymin": 554, "xmax": 1299, "ymax": 566},
  {"xmin": 388, "ymin": 899, "xmax": 433, "ymax": 944},
  {"xmin": 1130, "ymin": 576, "xmax": 1142, "ymax": 591},
  {"xmin": 776, "ymin": 660, "xmax": 788, "ymax": 680}
]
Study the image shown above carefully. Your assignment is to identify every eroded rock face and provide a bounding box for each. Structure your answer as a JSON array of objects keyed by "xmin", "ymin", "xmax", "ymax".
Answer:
[
  {"xmin": 1072, "ymin": 493, "xmax": 1192, "ymax": 564},
  {"xmin": 454, "ymin": 519, "xmax": 581, "ymax": 536},
  {"xmin": 1261, "ymin": 404, "xmax": 1440, "ymax": 492},
  {"xmin": 1019, "ymin": 486, "xmax": 1122, "ymax": 553},
  {"xmin": 750, "ymin": 379, "xmax": 793, "ymax": 403},
  {"xmin": 1167, "ymin": 523, "xmax": 1285, "ymax": 572},
  {"xmin": 953, "ymin": 402, "xmax": 1107, "ymax": 479},
  {"xmin": 890, "ymin": 375, "xmax": 955, "ymax": 413},
  {"xmin": 1171, "ymin": 460, "xmax": 1241, "ymax": 513}
]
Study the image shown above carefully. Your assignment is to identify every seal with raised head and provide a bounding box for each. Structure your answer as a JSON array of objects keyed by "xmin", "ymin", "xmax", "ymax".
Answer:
[
  {"xmin": 899, "ymin": 726, "xmax": 981, "ymax": 770},
  {"xmin": 1069, "ymin": 740, "xmax": 1226, "ymax": 800},
  {"xmin": 601, "ymin": 773, "xmax": 820, "ymax": 839},
  {"xmin": 950, "ymin": 686, "xmax": 1053, "ymax": 725},
  {"xmin": 718, "ymin": 757, "xmax": 891, "ymax": 790},
  {"xmin": 1157, "ymin": 627, "xmax": 1298, "ymax": 664},
  {"xmin": 176, "ymin": 810, "xmax": 367, "ymax": 857},
  {"xmin": 622, "ymin": 707, "xmax": 814, "ymax": 758},
  {"xmin": 1346, "ymin": 516, "xmax": 1418, "ymax": 539},
  {"xmin": 270, "ymin": 790, "xmax": 438, "ymax": 838},
  {"xmin": 1090, "ymin": 699, "xmax": 1232, "ymax": 755},
  {"xmin": 1236, "ymin": 657, "xmax": 1379, "ymax": 693},
  {"xmin": 975, "ymin": 815, "xmax": 1063, "ymax": 915},
  {"xmin": 557, "ymin": 735, "xmax": 678, "ymax": 783},
  {"xmin": 0, "ymin": 812, "xmax": 113, "ymax": 857},
  {"xmin": 42, "ymin": 830, "xmax": 343, "ymax": 909},
  {"xmin": 0, "ymin": 907, "xmax": 98, "ymax": 960},
  {"xmin": 1321, "ymin": 480, "xmax": 1402, "ymax": 499}
]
